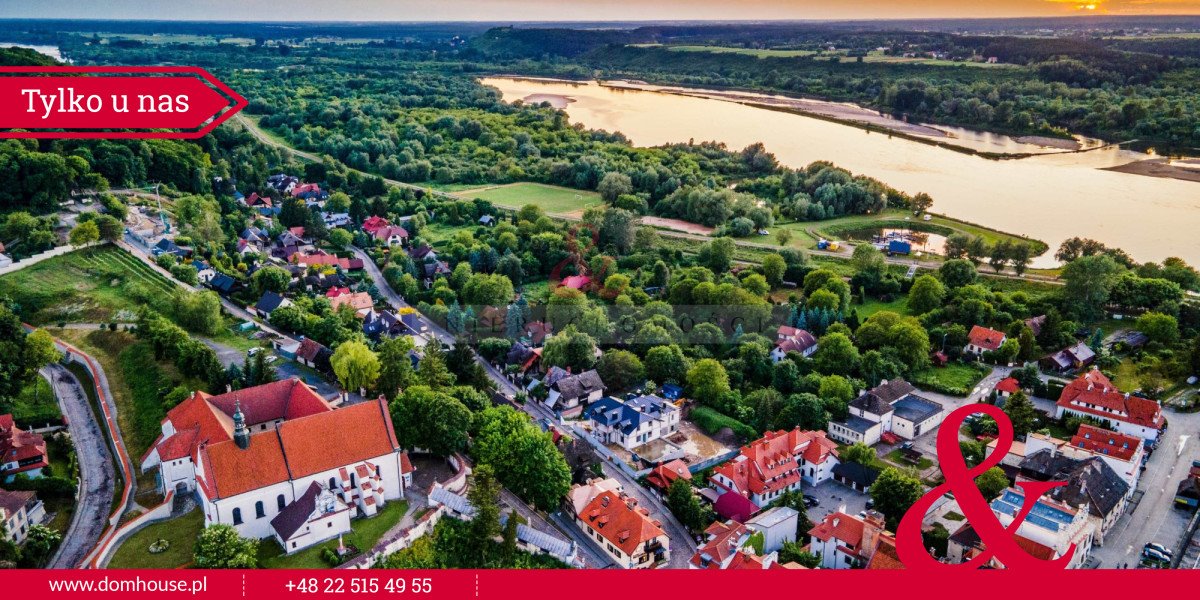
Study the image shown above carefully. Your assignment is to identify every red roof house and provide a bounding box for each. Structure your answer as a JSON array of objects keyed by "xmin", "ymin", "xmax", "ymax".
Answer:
[
  {"xmin": 646, "ymin": 459, "xmax": 692, "ymax": 492},
  {"xmin": 361, "ymin": 216, "xmax": 391, "ymax": 235},
  {"xmin": 709, "ymin": 429, "xmax": 840, "ymax": 508},
  {"xmin": 966, "ymin": 325, "xmax": 1007, "ymax": 354},
  {"xmin": 995, "ymin": 377, "xmax": 1021, "ymax": 396},
  {"xmin": 0, "ymin": 414, "xmax": 48, "ymax": 477},
  {"xmin": 1055, "ymin": 369, "xmax": 1164, "ymax": 441}
]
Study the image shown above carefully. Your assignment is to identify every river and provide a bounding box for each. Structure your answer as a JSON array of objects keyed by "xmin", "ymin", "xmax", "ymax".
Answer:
[{"xmin": 483, "ymin": 77, "xmax": 1200, "ymax": 269}]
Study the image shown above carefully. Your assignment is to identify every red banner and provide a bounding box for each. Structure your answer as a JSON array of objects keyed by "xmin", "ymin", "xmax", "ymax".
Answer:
[
  {"xmin": 0, "ymin": 66, "xmax": 245, "ymax": 138},
  {"xmin": 0, "ymin": 568, "xmax": 1197, "ymax": 599}
]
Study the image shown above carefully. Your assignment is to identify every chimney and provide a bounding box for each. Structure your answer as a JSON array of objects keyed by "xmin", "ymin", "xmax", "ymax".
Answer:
[{"xmin": 862, "ymin": 511, "xmax": 885, "ymax": 557}]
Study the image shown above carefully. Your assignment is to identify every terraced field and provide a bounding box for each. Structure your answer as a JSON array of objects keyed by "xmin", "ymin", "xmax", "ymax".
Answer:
[{"xmin": 0, "ymin": 245, "xmax": 178, "ymax": 324}]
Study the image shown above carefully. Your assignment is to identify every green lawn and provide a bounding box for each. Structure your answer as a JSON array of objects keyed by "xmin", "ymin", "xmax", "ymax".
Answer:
[
  {"xmin": 911, "ymin": 363, "xmax": 990, "ymax": 396},
  {"xmin": 884, "ymin": 448, "xmax": 934, "ymax": 470},
  {"xmin": 108, "ymin": 510, "xmax": 204, "ymax": 569},
  {"xmin": 0, "ymin": 245, "xmax": 177, "ymax": 325},
  {"xmin": 769, "ymin": 209, "xmax": 1046, "ymax": 257},
  {"xmin": 258, "ymin": 501, "xmax": 407, "ymax": 569},
  {"xmin": 1111, "ymin": 358, "xmax": 1145, "ymax": 393},
  {"xmin": 4, "ymin": 377, "xmax": 61, "ymax": 426},
  {"xmin": 856, "ymin": 295, "xmax": 912, "ymax": 319},
  {"xmin": 456, "ymin": 182, "xmax": 602, "ymax": 216}
]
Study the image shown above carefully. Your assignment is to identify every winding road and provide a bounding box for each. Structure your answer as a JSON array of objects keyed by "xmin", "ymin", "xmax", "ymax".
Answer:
[{"xmin": 43, "ymin": 363, "xmax": 117, "ymax": 569}]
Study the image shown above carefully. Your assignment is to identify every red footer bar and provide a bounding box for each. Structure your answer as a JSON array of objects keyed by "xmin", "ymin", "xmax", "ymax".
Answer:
[{"xmin": 4, "ymin": 569, "xmax": 1197, "ymax": 599}]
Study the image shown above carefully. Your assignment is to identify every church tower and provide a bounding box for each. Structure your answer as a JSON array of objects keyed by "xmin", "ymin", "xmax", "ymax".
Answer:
[{"xmin": 233, "ymin": 398, "xmax": 250, "ymax": 449}]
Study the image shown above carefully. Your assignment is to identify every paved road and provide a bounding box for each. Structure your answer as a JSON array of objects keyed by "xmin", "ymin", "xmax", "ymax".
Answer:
[
  {"xmin": 1090, "ymin": 407, "xmax": 1199, "ymax": 568},
  {"xmin": 118, "ymin": 237, "xmax": 299, "ymax": 346},
  {"xmin": 594, "ymin": 461, "xmax": 697, "ymax": 568},
  {"xmin": 44, "ymin": 364, "xmax": 117, "ymax": 569}
]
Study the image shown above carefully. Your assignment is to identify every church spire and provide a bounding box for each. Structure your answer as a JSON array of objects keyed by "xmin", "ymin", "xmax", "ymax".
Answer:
[{"xmin": 233, "ymin": 398, "xmax": 249, "ymax": 450}]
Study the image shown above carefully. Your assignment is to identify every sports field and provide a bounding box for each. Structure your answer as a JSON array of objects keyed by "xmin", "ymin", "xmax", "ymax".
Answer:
[{"xmin": 456, "ymin": 182, "xmax": 603, "ymax": 216}]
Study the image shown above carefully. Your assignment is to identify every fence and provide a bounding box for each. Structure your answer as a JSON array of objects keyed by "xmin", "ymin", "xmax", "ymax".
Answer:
[
  {"xmin": 686, "ymin": 448, "xmax": 741, "ymax": 475},
  {"xmin": 566, "ymin": 423, "xmax": 644, "ymax": 480},
  {"xmin": 92, "ymin": 491, "xmax": 176, "ymax": 568},
  {"xmin": 339, "ymin": 505, "xmax": 447, "ymax": 569},
  {"xmin": 0, "ymin": 243, "xmax": 87, "ymax": 276}
]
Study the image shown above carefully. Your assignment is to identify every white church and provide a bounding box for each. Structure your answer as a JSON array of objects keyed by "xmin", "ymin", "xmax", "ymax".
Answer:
[{"xmin": 140, "ymin": 378, "xmax": 413, "ymax": 554}]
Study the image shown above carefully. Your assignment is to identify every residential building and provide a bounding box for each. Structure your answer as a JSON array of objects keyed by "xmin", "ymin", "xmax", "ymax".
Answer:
[
  {"xmin": 371, "ymin": 225, "xmax": 409, "ymax": 247},
  {"xmin": 1042, "ymin": 342, "xmax": 1096, "ymax": 372},
  {"xmin": 326, "ymin": 287, "xmax": 375, "ymax": 315},
  {"xmin": 770, "ymin": 326, "xmax": 818, "ymax": 363},
  {"xmin": 361, "ymin": 216, "xmax": 391, "ymax": 236},
  {"xmin": 989, "ymin": 487, "xmax": 1094, "ymax": 567},
  {"xmin": 831, "ymin": 461, "xmax": 880, "ymax": 493},
  {"xmin": 139, "ymin": 379, "xmax": 412, "ymax": 553},
  {"xmin": 948, "ymin": 522, "xmax": 1060, "ymax": 567},
  {"xmin": 1054, "ymin": 369, "xmax": 1164, "ymax": 442},
  {"xmin": 252, "ymin": 291, "xmax": 292, "ymax": 318},
  {"xmin": 994, "ymin": 377, "xmax": 1021, "ymax": 398},
  {"xmin": 709, "ymin": 429, "xmax": 839, "ymax": 508},
  {"xmin": 0, "ymin": 489, "xmax": 45, "ymax": 544},
  {"xmin": 1016, "ymin": 452, "xmax": 1130, "ymax": 544},
  {"xmin": 744, "ymin": 506, "xmax": 800, "ymax": 554},
  {"xmin": 294, "ymin": 338, "xmax": 333, "ymax": 374},
  {"xmin": 827, "ymin": 379, "xmax": 944, "ymax": 446},
  {"xmin": 807, "ymin": 510, "xmax": 895, "ymax": 569},
  {"xmin": 1, "ymin": 414, "xmax": 48, "ymax": 480},
  {"xmin": 964, "ymin": 325, "xmax": 1006, "ymax": 356},
  {"xmin": 582, "ymin": 395, "xmax": 679, "ymax": 451},
  {"xmin": 569, "ymin": 478, "xmax": 669, "ymax": 569},
  {"xmin": 1023, "ymin": 424, "xmax": 1144, "ymax": 488},
  {"xmin": 289, "ymin": 250, "xmax": 363, "ymax": 271},
  {"xmin": 545, "ymin": 370, "xmax": 605, "ymax": 412},
  {"xmin": 645, "ymin": 459, "xmax": 691, "ymax": 494}
]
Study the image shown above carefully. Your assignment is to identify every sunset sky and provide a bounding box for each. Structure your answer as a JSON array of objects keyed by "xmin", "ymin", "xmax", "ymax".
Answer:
[{"xmin": 4, "ymin": 0, "xmax": 1200, "ymax": 21}]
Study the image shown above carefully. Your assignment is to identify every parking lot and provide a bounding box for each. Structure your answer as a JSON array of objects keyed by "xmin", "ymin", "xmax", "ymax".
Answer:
[{"xmin": 804, "ymin": 479, "xmax": 871, "ymax": 523}]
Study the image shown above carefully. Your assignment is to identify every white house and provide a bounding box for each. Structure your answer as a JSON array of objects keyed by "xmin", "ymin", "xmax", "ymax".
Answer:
[
  {"xmin": 770, "ymin": 326, "xmax": 818, "ymax": 363},
  {"xmin": 1022, "ymin": 424, "xmax": 1145, "ymax": 489},
  {"xmin": 1054, "ymin": 369, "xmax": 1164, "ymax": 442},
  {"xmin": 964, "ymin": 325, "xmax": 1006, "ymax": 356},
  {"xmin": 709, "ymin": 429, "xmax": 839, "ymax": 508},
  {"xmin": 545, "ymin": 370, "xmax": 605, "ymax": 412},
  {"xmin": 827, "ymin": 379, "xmax": 944, "ymax": 446},
  {"xmin": 569, "ymin": 478, "xmax": 669, "ymax": 569},
  {"xmin": 989, "ymin": 487, "xmax": 1094, "ymax": 568},
  {"xmin": 808, "ymin": 510, "xmax": 895, "ymax": 569},
  {"xmin": 0, "ymin": 489, "xmax": 45, "ymax": 544},
  {"xmin": 582, "ymin": 395, "xmax": 679, "ymax": 451}
]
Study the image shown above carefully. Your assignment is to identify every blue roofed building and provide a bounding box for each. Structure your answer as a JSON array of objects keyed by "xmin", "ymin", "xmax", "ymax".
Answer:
[
  {"xmin": 582, "ymin": 395, "xmax": 680, "ymax": 451},
  {"xmin": 989, "ymin": 487, "xmax": 1094, "ymax": 568}
]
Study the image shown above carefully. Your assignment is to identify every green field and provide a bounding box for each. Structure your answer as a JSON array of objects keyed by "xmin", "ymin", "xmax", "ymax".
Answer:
[
  {"xmin": 457, "ymin": 182, "xmax": 602, "ymax": 215},
  {"xmin": 108, "ymin": 510, "xmax": 205, "ymax": 569},
  {"xmin": 911, "ymin": 363, "xmax": 991, "ymax": 397},
  {"xmin": 0, "ymin": 245, "xmax": 178, "ymax": 325},
  {"xmin": 772, "ymin": 209, "xmax": 1047, "ymax": 257}
]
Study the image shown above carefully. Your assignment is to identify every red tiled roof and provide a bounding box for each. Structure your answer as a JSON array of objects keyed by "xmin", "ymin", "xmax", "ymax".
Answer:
[
  {"xmin": 1070, "ymin": 424, "xmax": 1141, "ymax": 461},
  {"xmin": 689, "ymin": 521, "xmax": 749, "ymax": 569},
  {"xmin": 712, "ymin": 491, "xmax": 759, "ymax": 522},
  {"xmin": 200, "ymin": 396, "xmax": 399, "ymax": 499},
  {"xmin": 995, "ymin": 377, "xmax": 1020, "ymax": 394},
  {"xmin": 154, "ymin": 380, "xmax": 331, "ymax": 465},
  {"xmin": 361, "ymin": 216, "xmax": 390, "ymax": 234},
  {"xmin": 295, "ymin": 338, "xmax": 328, "ymax": 363},
  {"xmin": 400, "ymin": 451, "xmax": 414, "ymax": 475},
  {"xmin": 372, "ymin": 225, "xmax": 409, "ymax": 240},
  {"xmin": 1056, "ymin": 369, "xmax": 1163, "ymax": 429},
  {"xmin": 578, "ymin": 490, "xmax": 666, "ymax": 558},
  {"xmin": 710, "ymin": 428, "xmax": 837, "ymax": 499},
  {"xmin": 646, "ymin": 459, "xmax": 692, "ymax": 490},
  {"xmin": 809, "ymin": 512, "xmax": 865, "ymax": 548},
  {"xmin": 0, "ymin": 489, "xmax": 36, "ymax": 517},
  {"xmin": 967, "ymin": 325, "xmax": 1006, "ymax": 351},
  {"xmin": 291, "ymin": 183, "xmax": 320, "ymax": 197},
  {"xmin": 865, "ymin": 536, "xmax": 905, "ymax": 570},
  {"xmin": 329, "ymin": 291, "xmax": 374, "ymax": 313}
]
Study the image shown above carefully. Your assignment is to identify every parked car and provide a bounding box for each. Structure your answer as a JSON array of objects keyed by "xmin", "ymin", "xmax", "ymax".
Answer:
[
  {"xmin": 1142, "ymin": 547, "xmax": 1170, "ymax": 563},
  {"xmin": 803, "ymin": 494, "xmax": 820, "ymax": 507},
  {"xmin": 1144, "ymin": 542, "xmax": 1172, "ymax": 557}
]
